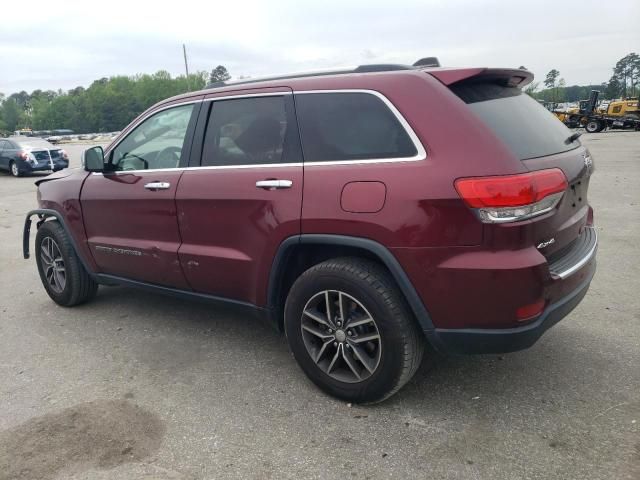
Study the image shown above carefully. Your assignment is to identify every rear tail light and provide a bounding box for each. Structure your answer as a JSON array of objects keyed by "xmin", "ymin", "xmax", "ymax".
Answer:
[
  {"xmin": 454, "ymin": 168, "xmax": 568, "ymax": 223},
  {"xmin": 18, "ymin": 151, "xmax": 37, "ymax": 164}
]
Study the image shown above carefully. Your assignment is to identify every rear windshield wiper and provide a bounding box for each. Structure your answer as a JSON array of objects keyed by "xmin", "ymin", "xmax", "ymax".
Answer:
[{"xmin": 565, "ymin": 132, "xmax": 582, "ymax": 145}]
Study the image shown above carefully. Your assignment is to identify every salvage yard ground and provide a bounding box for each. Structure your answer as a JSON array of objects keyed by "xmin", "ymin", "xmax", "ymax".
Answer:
[{"xmin": 0, "ymin": 133, "xmax": 638, "ymax": 479}]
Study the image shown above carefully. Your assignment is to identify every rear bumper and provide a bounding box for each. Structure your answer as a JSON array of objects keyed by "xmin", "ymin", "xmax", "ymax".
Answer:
[
  {"xmin": 430, "ymin": 260, "xmax": 595, "ymax": 354},
  {"xmin": 18, "ymin": 160, "xmax": 68, "ymax": 173}
]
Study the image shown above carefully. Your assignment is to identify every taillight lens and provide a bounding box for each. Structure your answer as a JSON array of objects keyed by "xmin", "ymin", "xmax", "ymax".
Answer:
[
  {"xmin": 18, "ymin": 150, "xmax": 37, "ymax": 163},
  {"xmin": 455, "ymin": 168, "xmax": 568, "ymax": 223}
]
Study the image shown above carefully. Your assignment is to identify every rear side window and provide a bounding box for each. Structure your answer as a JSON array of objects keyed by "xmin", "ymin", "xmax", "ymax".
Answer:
[
  {"xmin": 202, "ymin": 96, "xmax": 289, "ymax": 166},
  {"xmin": 451, "ymin": 81, "xmax": 579, "ymax": 160},
  {"xmin": 295, "ymin": 92, "xmax": 417, "ymax": 162}
]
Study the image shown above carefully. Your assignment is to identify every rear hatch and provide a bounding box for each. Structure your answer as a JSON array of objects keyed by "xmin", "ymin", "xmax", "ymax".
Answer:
[{"xmin": 443, "ymin": 69, "xmax": 592, "ymax": 258}]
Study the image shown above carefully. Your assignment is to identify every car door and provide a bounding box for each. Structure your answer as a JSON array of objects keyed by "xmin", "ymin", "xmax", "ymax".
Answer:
[
  {"xmin": 81, "ymin": 99, "xmax": 202, "ymax": 288},
  {"xmin": 0, "ymin": 140, "xmax": 13, "ymax": 171},
  {"xmin": 175, "ymin": 89, "xmax": 303, "ymax": 305},
  {"xmin": 0, "ymin": 141, "xmax": 7, "ymax": 170}
]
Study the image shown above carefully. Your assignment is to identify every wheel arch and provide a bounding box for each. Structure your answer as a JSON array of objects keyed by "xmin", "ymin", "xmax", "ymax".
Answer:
[
  {"xmin": 267, "ymin": 234, "xmax": 438, "ymax": 341},
  {"xmin": 23, "ymin": 209, "xmax": 97, "ymax": 279}
]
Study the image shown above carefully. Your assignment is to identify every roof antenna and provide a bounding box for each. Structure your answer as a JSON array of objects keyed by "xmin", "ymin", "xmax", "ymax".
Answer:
[{"xmin": 413, "ymin": 57, "xmax": 440, "ymax": 68}]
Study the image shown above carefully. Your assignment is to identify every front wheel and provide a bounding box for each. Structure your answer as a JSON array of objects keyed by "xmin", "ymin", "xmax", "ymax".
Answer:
[
  {"xmin": 10, "ymin": 161, "xmax": 20, "ymax": 177},
  {"xmin": 284, "ymin": 258, "xmax": 424, "ymax": 403},
  {"xmin": 35, "ymin": 221, "xmax": 98, "ymax": 306}
]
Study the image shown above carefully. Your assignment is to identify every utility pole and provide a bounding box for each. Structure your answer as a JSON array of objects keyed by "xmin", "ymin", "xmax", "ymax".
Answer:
[{"xmin": 183, "ymin": 44, "xmax": 190, "ymax": 77}]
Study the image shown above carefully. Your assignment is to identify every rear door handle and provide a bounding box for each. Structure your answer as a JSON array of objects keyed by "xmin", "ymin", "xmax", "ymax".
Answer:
[
  {"xmin": 255, "ymin": 179, "xmax": 293, "ymax": 190},
  {"xmin": 144, "ymin": 182, "xmax": 171, "ymax": 190}
]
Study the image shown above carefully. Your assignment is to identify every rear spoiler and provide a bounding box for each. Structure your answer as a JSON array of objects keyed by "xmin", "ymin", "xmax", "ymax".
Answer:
[{"xmin": 427, "ymin": 68, "xmax": 534, "ymax": 89}]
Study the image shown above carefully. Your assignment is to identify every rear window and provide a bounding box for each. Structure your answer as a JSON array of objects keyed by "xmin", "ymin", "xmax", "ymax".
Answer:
[
  {"xmin": 451, "ymin": 82, "xmax": 579, "ymax": 160},
  {"xmin": 295, "ymin": 92, "xmax": 417, "ymax": 162}
]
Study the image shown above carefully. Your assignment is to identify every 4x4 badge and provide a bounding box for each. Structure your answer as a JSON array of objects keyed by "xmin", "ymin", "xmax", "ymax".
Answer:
[{"xmin": 537, "ymin": 238, "xmax": 555, "ymax": 249}]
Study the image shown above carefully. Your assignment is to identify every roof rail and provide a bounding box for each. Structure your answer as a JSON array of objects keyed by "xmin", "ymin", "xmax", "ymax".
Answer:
[{"xmin": 204, "ymin": 58, "xmax": 442, "ymax": 90}]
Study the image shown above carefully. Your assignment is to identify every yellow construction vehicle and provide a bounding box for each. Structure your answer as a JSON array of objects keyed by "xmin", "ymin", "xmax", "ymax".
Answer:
[
  {"xmin": 554, "ymin": 90, "xmax": 640, "ymax": 132},
  {"xmin": 599, "ymin": 97, "xmax": 639, "ymax": 119}
]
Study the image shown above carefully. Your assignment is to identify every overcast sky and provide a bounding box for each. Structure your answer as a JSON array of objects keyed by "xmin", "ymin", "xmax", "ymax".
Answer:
[{"xmin": 1, "ymin": 0, "xmax": 638, "ymax": 95}]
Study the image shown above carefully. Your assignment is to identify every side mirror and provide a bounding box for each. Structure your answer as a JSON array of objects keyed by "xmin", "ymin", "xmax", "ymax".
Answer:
[{"xmin": 83, "ymin": 146, "xmax": 105, "ymax": 172}]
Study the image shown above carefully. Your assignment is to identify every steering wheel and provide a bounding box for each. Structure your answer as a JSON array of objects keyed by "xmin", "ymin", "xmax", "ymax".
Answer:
[
  {"xmin": 120, "ymin": 153, "xmax": 148, "ymax": 171},
  {"xmin": 154, "ymin": 146, "xmax": 182, "ymax": 168}
]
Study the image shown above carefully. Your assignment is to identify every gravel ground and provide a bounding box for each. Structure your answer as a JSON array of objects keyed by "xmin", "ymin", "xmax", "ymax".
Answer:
[{"xmin": 0, "ymin": 134, "xmax": 638, "ymax": 480}]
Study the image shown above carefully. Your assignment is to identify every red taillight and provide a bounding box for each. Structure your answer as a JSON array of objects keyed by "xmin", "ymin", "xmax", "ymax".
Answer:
[
  {"xmin": 516, "ymin": 299, "xmax": 546, "ymax": 321},
  {"xmin": 455, "ymin": 169, "xmax": 568, "ymax": 208},
  {"xmin": 454, "ymin": 168, "xmax": 568, "ymax": 223}
]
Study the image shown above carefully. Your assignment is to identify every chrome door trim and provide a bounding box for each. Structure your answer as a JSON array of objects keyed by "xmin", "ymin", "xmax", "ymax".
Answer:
[
  {"xmin": 256, "ymin": 179, "xmax": 293, "ymax": 189},
  {"xmin": 144, "ymin": 182, "xmax": 171, "ymax": 190}
]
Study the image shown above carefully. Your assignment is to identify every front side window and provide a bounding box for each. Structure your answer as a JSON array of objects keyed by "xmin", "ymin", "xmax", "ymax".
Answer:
[
  {"xmin": 202, "ymin": 96, "xmax": 288, "ymax": 166},
  {"xmin": 111, "ymin": 103, "xmax": 194, "ymax": 171},
  {"xmin": 295, "ymin": 92, "xmax": 417, "ymax": 162}
]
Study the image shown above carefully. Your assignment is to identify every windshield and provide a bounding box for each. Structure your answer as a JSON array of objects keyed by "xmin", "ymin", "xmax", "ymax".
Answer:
[{"xmin": 451, "ymin": 81, "xmax": 580, "ymax": 160}]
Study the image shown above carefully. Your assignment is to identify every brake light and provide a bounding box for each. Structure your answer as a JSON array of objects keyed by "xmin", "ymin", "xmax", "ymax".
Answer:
[
  {"xmin": 454, "ymin": 168, "xmax": 568, "ymax": 223},
  {"xmin": 18, "ymin": 150, "xmax": 36, "ymax": 163}
]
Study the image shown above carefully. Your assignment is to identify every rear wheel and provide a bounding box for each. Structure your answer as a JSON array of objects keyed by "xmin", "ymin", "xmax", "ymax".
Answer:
[
  {"xmin": 10, "ymin": 161, "xmax": 20, "ymax": 177},
  {"xmin": 585, "ymin": 120, "xmax": 602, "ymax": 133},
  {"xmin": 284, "ymin": 257, "xmax": 424, "ymax": 403},
  {"xmin": 35, "ymin": 221, "xmax": 98, "ymax": 306}
]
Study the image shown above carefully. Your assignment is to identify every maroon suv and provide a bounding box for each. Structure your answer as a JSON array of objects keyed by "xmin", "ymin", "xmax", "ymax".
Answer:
[{"xmin": 23, "ymin": 62, "xmax": 597, "ymax": 402}]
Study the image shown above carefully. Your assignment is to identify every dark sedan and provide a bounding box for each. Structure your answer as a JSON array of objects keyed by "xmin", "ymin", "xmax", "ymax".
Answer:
[{"xmin": 0, "ymin": 137, "xmax": 69, "ymax": 177}]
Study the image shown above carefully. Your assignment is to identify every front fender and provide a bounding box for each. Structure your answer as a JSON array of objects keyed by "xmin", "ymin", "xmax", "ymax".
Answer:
[{"xmin": 23, "ymin": 209, "xmax": 97, "ymax": 278}]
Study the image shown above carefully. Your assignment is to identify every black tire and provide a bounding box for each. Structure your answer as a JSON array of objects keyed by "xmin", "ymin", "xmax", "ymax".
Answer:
[
  {"xmin": 284, "ymin": 257, "xmax": 424, "ymax": 403},
  {"xmin": 10, "ymin": 161, "xmax": 20, "ymax": 177},
  {"xmin": 585, "ymin": 120, "xmax": 602, "ymax": 133},
  {"xmin": 35, "ymin": 221, "xmax": 98, "ymax": 306}
]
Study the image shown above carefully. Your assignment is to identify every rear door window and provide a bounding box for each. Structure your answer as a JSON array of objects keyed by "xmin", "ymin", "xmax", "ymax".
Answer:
[
  {"xmin": 295, "ymin": 92, "xmax": 417, "ymax": 162},
  {"xmin": 451, "ymin": 82, "xmax": 580, "ymax": 160},
  {"xmin": 202, "ymin": 96, "xmax": 295, "ymax": 166}
]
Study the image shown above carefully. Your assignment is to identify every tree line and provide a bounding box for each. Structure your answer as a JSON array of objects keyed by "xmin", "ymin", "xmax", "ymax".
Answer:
[
  {"xmin": 0, "ymin": 66, "xmax": 231, "ymax": 135},
  {"xmin": 526, "ymin": 52, "xmax": 640, "ymax": 103},
  {"xmin": 2, "ymin": 53, "xmax": 638, "ymax": 135}
]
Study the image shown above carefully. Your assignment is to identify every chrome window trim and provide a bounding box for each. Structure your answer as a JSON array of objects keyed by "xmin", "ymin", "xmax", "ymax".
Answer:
[
  {"xmin": 94, "ymin": 88, "xmax": 426, "ymax": 176},
  {"xmin": 294, "ymin": 89, "xmax": 427, "ymax": 165},
  {"xmin": 203, "ymin": 91, "xmax": 292, "ymax": 102}
]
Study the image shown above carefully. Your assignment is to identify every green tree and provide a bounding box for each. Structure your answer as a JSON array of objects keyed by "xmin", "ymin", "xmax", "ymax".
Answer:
[
  {"xmin": 209, "ymin": 65, "xmax": 231, "ymax": 84},
  {"xmin": 0, "ymin": 99, "xmax": 22, "ymax": 132},
  {"xmin": 544, "ymin": 69, "xmax": 560, "ymax": 89},
  {"xmin": 524, "ymin": 81, "xmax": 540, "ymax": 98},
  {"xmin": 613, "ymin": 53, "xmax": 640, "ymax": 98}
]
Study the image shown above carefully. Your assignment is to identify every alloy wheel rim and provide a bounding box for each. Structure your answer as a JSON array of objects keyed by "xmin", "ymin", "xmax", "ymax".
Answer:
[
  {"xmin": 40, "ymin": 237, "xmax": 66, "ymax": 293},
  {"xmin": 300, "ymin": 290, "xmax": 382, "ymax": 383},
  {"xmin": 11, "ymin": 163, "xmax": 18, "ymax": 176}
]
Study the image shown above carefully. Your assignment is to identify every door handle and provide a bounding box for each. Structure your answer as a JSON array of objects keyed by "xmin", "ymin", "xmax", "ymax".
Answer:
[
  {"xmin": 255, "ymin": 179, "xmax": 293, "ymax": 190},
  {"xmin": 144, "ymin": 182, "xmax": 171, "ymax": 190}
]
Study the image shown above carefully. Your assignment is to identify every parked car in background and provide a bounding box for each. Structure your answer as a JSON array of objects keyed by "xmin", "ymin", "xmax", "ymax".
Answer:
[
  {"xmin": 23, "ymin": 61, "xmax": 597, "ymax": 402},
  {"xmin": 0, "ymin": 137, "xmax": 69, "ymax": 177}
]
